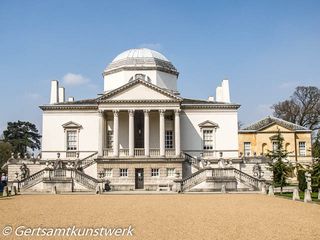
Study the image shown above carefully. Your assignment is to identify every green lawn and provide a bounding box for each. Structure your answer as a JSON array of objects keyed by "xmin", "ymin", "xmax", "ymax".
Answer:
[{"xmin": 275, "ymin": 191, "xmax": 320, "ymax": 203}]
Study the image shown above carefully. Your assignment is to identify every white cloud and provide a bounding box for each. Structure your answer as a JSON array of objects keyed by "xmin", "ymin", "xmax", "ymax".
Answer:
[
  {"xmin": 63, "ymin": 73, "xmax": 90, "ymax": 86},
  {"xmin": 138, "ymin": 43, "xmax": 162, "ymax": 51}
]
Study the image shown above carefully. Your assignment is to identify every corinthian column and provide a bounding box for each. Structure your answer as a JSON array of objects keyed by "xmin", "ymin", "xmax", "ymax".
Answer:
[
  {"xmin": 113, "ymin": 110, "xmax": 119, "ymax": 157},
  {"xmin": 98, "ymin": 110, "xmax": 105, "ymax": 157},
  {"xmin": 129, "ymin": 109, "xmax": 135, "ymax": 157},
  {"xmin": 159, "ymin": 109, "xmax": 165, "ymax": 157},
  {"xmin": 144, "ymin": 110, "xmax": 150, "ymax": 157},
  {"xmin": 175, "ymin": 109, "xmax": 181, "ymax": 156}
]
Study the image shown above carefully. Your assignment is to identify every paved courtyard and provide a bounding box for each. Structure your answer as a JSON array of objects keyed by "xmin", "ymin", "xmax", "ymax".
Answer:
[{"xmin": 0, "ymin": 194, "xmax": 320, "ymax": 240}]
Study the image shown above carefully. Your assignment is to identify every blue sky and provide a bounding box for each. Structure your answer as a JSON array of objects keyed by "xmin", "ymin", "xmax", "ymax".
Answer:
[{"xmin": 0, "ymin": 0, "xmax": 319, "ymax": 133}]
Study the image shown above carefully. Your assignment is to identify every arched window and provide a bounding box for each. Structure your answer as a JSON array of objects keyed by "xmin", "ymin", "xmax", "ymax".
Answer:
[{"xmin": 129, "ymin": 73, "xmax": 151, "ymax": 83}]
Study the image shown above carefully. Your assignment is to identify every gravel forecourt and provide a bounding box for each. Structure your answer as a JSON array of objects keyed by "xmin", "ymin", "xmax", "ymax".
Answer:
[{"xmin": 0, "ymin": 194, "xmax": 319, "ymax": 240}]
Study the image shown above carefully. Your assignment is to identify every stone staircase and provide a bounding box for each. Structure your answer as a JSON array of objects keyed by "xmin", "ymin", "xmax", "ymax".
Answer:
[
  {"xmin": 19, "ymin": 168, "xmax": 100, "ymax": 193},
  {"xmin": 18, "ymin": 152, "xmax": 100, "ymax": 193},
  {"xmin": 77, "ymin": 152, "xmax": 98, "ymax": 169},
  {"xmin": 175, "ymin": 167, "xmax": 266, "ymax": 192}
]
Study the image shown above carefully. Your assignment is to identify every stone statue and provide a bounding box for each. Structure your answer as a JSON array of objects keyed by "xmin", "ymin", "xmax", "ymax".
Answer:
[
  {"xmin": 253, "ymin": 163, "xmax": 264, "ymax": 179},
  {"xmin": 218, "ymin": 158, "xmax": 225, "ymax": 168},
  {"xmin": 305, "ymin": 172, "xmax": 312, "ymax": 192},
  {"xmin": 292, "ymin": 188, "xmax": 300, "ymax": 201},
  {"xmin": 20, "ymin": 163, "xmax": 30, "ymax": 179},
  {"xmin": 221, "ymin": 184, "xmax": 226, "ymax": 193},
  {"xmin": 268, "ymin": 185, "xmax": 274, "ymax": 196}
]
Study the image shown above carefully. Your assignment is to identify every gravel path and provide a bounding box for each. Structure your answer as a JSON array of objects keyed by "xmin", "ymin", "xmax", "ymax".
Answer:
[{"xmin": 0, "ymin": 194, "xmax": 319, "ymax": 240}]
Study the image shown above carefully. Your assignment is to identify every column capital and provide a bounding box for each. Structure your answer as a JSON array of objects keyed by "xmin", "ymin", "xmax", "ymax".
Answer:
[
  {"xmin": 159, "ymin": 109, "xmax": 166, "ymax": 115},
  {"xmin": 143, "ymin": 109, "xmax": 150, "ymax": 115},
  {"xmin": 113, "ymin": 109, "xmax": 119, "ymax": 117},
  {"xmin": 98, "ymin": 109, "xmax": 104, "ymax": 114},
  {"xmin": 174, "ymin": 109, "xmax": 181, "ymax": 114},
  {"xmin": 128, "ymin": 109, "xmax": 135, "ymax": 117}
]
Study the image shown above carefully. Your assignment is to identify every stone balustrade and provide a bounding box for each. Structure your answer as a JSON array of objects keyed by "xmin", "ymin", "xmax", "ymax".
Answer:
[{"xmin": 103, "ymin": 148, "xmax": 177, "ymax": 158}]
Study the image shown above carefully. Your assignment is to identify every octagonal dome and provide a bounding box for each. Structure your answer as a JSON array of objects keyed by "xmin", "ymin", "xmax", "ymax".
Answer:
[
  {"xmin": 104, "ymin": 48, "xmax": 178, "ymax": 76},
  {"xmin": 113, "ymin": 48, "xmax": 169, "ymax": 62}
]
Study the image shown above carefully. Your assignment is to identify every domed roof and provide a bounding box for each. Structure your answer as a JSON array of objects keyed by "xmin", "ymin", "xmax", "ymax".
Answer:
[
  {"xmin": 112, "ymin": 48, "xmax": 169, "ymax": 62},
  {"xmin": 104, "ymin": 48, "xmax": 178, "ymax": 76}
]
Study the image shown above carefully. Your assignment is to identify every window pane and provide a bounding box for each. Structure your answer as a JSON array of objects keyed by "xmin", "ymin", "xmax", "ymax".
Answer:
[
  {"xmin": 299, "ymin": 142, "xmax": 306, "ymax": 156},
  {"xmin": 67, "ymin": 131, "xmax": 77, "ymax": 151},
  {"xmin": 244, "ymin": 142, "xmax": 251, "ymax": 156},
  {"xmin": 165, "ymin": 130, "xmax": 173, "ymax": 149},
  {"xmin": 203, "ymin": 130, "xmax": 213, "ymax": 150}
]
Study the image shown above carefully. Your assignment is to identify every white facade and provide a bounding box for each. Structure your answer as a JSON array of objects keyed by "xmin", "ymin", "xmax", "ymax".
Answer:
[{"xmin": 41, "ymin": 48, "xmax": 239, "ymax": 161}]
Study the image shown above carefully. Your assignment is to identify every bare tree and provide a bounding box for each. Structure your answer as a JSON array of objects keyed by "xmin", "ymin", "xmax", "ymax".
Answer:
[{"xmin": 272, "ymin": 86, "xmax": 320, "ymax": 131}]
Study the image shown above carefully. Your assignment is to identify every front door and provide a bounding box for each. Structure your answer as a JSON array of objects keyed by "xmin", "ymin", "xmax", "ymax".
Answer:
[{"xmin": 135, "ymin": 168, "xmax": 144, "ymax": 189}]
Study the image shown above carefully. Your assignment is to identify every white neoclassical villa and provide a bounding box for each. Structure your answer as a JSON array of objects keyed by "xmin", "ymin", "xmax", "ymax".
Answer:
[{"xmin": 5, "ymin": 48, "xmax": 270, "ymax": 193}]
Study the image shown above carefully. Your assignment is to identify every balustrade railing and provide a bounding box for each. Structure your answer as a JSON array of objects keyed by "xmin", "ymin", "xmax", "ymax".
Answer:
[
  {"xmin": 74, "ymin": 170, "xmax": 99, "ymax": 190},
  {"xmin": 53, "ymin": 169, "xmax": 66, "ymax": 178},
  {"xmin": 103, "ymin": 148, "xmax": 113, "ymax": 157},
  {"xmin": 180, "ymin": 168, "xmax": 208, "ymax": 191},
  {"xmin": 102, "ymin": 148, "xmax": 177, "ymax": 158},
  {"xmin": 19, "ymin": 169, "xmax": 46, "ymax": 188},
  {"xmin": 177, "ymin": 167, "xmax": 265, "ymax": 192},
  {"xmin": 119, "ymin": 149, "xmax": 129, "ymax": 157},
  {"xmin": 233, "ymin": 168, "xmax": 264, "ymax": 190},
  {"xmin": 165, "ymin": 149, "xmax": 175, "ymax": 156},
  {"xmin": 134, "ymin": 148, "xmax": 144, "ymax": 156},
  {"xmin": 150, "ymin": 149, "xmax": 160, "ymax": 156},
  {"xmin": 79, "ymin": 152, "xmax": 98, "ymax": 168}
]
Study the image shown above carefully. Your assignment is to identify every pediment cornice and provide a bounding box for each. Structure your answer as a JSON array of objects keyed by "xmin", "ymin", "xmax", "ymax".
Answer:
[{"xmin": 97, "ymin": 79, "xmax": 182, "ymax": 103}]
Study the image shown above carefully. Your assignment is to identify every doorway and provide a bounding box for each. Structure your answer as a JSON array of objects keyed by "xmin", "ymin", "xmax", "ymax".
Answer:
[
  {"xmin": 135, "ymin": 168, "xmax": 144, "ymax": 189},
  {"xmin": 134, "ymin": 111, "xmax": 144, "ymax": 148}
]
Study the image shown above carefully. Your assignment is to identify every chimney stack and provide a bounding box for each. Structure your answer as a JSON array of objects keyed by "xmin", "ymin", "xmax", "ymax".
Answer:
[
  {"xmin": 68, "ymin": 97, "xmax": 74, "ymax": 102},
  {"xmin": 50, "ymin": 80, "xmax": 59, "ymax": 104},
  {"xmin": 221, "ymin": 79, "xmax": 230, "ymax": 103},
  {"xmin": 58, "ymin": 87, "xmax": 65, "ymax": 103},
  {"xmin": 215, "ymin": 79, "xmax": 231, "ymax": 103}
]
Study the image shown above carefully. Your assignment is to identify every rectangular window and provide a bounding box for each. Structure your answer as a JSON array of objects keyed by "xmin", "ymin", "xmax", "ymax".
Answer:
[
  {"xmin": 67, "ymin": 131, "xmax": 77, "ymax": 151},
  {"xmin": 272, "ymin": 141, "xmax": 279, "ymax": 152},
  {"xmin": 105, "ymin": 168, "xmax": 113, "ymax": 177},
  {"xmin": 299, "ymin": 142, "xmax": 306, "ymax": 156},
  {"xmin": 167, "ymin": 168, "xmax": 175, "ymax": 177},
  {"xmin": 151, "ymin": 168, "xmax": 160, "ymax": 177},
  {"xmin": 203, "ymin": 130, "xmax": 213, "ymax": 150},
  {"xmin": 119, "ymin": 168, "xmax": 128, "ymax": 177},
  {"xmin": 165, "ymin": 130, "xmax": 173, "ymax": 149},
  {"xmin": 107, "ymin": 130, "xmax": 113, "ymax": 148},
  {"xmin": 244, "ymin": 142, "xmax": 251, "ymax": 156}
]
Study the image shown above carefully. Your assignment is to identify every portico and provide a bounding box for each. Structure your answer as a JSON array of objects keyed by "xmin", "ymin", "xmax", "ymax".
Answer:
[{"xmin": 98, "ymin": 108, "xmax": 181, "ymax": 158}]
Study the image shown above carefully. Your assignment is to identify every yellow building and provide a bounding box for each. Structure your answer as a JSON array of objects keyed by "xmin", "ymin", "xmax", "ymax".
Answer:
[{"xmin": 239, "ymin": 116, "xmax": 312, "ymax": 166}]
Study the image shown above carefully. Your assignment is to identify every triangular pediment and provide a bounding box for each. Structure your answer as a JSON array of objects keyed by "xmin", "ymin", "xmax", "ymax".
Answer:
[
  {"xmin": 198, "ymin": 120, "xmax": 219, "ymax": 128},
  {"xmin": 62, "ymin": 121, "xmax": 82, "ymax": 129},
  {"xmin": 259, "ymin": 123, "xmax": 292, "ymax": 132},
  {"xmin": 97, "ymin": 79, "xmax": 181, "ymax": 102},
  {"xmin": 240, "ymin": 116, "xmax": 310, "ymax": 133}
]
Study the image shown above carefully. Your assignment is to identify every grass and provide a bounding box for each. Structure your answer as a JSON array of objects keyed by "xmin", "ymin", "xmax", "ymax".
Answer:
[{"xmin": 275, "ymin": 191, "xmax": 320, "ymax": 203}]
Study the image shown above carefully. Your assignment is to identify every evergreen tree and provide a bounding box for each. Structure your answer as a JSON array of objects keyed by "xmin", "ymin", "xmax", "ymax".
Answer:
[
  {"xmin": 312, "ymin": 158, "xmax": 320, "ymax": 189},
  {"xmin": 312, "ymin": 132, "xmax": 320, "ymax": 159},
  {"xmin": 0, "ymin": 141, "xmax": 13, "ymax": 168},
  {"xmin": 267, "ymin": 130, "xmax": 293, "ymax": 193},
  {"xmin": 3, "ymin": 121, "xmax": 41, "ymax": 158}
]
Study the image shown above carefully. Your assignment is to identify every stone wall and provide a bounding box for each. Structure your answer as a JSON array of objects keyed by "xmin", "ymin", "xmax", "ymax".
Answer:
[
  {"xmin": 97, "ymin": 161, "xmax": 183, "ymax": 191},
  {"xmin": 7, "ymin": 162, "xmax": 46, "ymax": 182}
]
